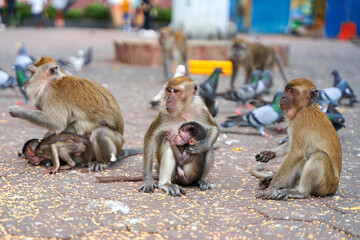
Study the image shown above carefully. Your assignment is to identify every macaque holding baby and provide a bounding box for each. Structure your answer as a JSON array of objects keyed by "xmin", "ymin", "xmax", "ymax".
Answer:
[{"xmin": 166, "ymin": 121, "xmax": 209, "ymax": 187}]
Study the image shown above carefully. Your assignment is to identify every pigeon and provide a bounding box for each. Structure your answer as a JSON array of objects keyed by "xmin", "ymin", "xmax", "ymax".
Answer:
[
  {"xmin": 318, "ymin": 70, "xmax": 358, "ymax": 106},
  {"xmin": 14, "ymin": 42, "xmax": 33, "ymax": 103},
  {"xmin": 0, "ymin": 68, "xmax": 16, "ymax": 92},
  {"xmin": 57, "ymin": 47, "xmax": 93, "ymax": 72},
  {"xmin": 199, "ymin": 67, "xmax": 223, "ymax": 117},
  {"xmin": 221, "ymin": 91, "xmax": 283, "ymax": 138},
  {"xmin": 226, "ymin": 70, "xmax": 272, "ymax": 104},
  {"xmin": 149, "ymin": 65, "xmax": 186, "ymax": 109},
  {"xmin": 318, "ymin": 99, "xmax": 345, "ymax": 131},
  {"xmin": 331, "ymin": 70, "xmax": 358, "ymax": 106}
]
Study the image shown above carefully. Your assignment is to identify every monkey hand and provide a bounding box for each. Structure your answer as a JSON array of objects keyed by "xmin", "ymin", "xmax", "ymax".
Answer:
[
  {"xmin": 166, "ymin": 131, "xmax": 176, "ymax": 146},
  {"xmin": 259, "ymin": 176, "xmax": 273, "ymax": 190},
  {"xmin": 45, "ymin": 167, "xmax": 57, "ymax": 174},
  {"xmin": 138, "ymin": 178, "xmax": 157, "ymax": 193},
  {"xmin": 8, "ymin": 105, "xmax": 25, "ymax": 118},
  {"xmin": 166, "ymin": 130, "xmax": 174, "ymax": 140},
  {"xmin": 186, "ymin": 139, "xmax": 209, "ymax": 154},
  {"xmin": 158, "ymin": 183, "xmax": 186, "ymax": 196},
  {"xmin": 255, "ymin": 151, "xmax": 276, "ymax": 163}
]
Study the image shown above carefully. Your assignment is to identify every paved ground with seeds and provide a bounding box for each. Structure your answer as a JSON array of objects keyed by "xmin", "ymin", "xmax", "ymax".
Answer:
[{"xmin": 0, "ymin": 28, "xmax": 359, "ymax": 239}]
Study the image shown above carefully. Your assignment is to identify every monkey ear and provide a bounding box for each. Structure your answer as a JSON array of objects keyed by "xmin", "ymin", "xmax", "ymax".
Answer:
[
  {"xmin": 310, "ymin": 89, "xmax": 318, "ymax": 103},
  {"xmin": 189, "ymin": 138, "xmax": 197, "ymax": 146},
  {"xmin": 193, "ymin": 83, "xmax": 199, "ymax": 95}
]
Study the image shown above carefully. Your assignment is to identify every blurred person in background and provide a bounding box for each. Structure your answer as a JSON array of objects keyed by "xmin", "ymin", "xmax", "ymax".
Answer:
[
  {"xmin": 6, "ymin": 0, "xmax": 17, "ymax": 26},
  {"xmin": 121, "ymin": 0, "xmax": 132, "ymax": 29},
  {"xmin": 108, "ymin": 0, "xmax": 124, "ymax": 28},
  {"xmin": 133, "ymin": 2, "xmax": 144, "ymax": 29},
  {"xmin": 29, "ymin": 0, "xmax": 47, "ymax": 28},
  {"xmin": 142, "ymin": 0, "xmax": 150, "ymax": 29},
  {"xmin": 52, "ymin": 0, "xmax": 67, "ymax": 28},
  {"xmin": 0, "ymin": 0, "xmax": 5, "ymax": 28}
]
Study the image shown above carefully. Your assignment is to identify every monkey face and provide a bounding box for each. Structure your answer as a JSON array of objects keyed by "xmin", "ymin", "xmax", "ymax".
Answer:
[
  {"xmin": 165, "ymin": 86, "xmax": 183, "ymax": 113},
  {"xmin": 280, "ymin": 86, "xmax": 299, "ymax": 111},
  {"xmin": 24, "ymin": 146, "xmax": 42, "ymax": 165},
  {"xmin": 231, "ymin": 42, "xmax": 247, "ymax": 61},
  {"xmin": 174, "ymin": 127, "xmax": 193, "ymax": 146}
]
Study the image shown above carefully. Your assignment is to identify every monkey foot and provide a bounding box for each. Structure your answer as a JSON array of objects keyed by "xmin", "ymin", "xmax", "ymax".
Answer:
[
  {"xmin": 257, "ymin": 189, "xmax": 308, "ymax": 200},
  {"xmin": 88, "ymin": 163, "xmax": 108, "ymax": 172},
  {"xmin": 198, "ymin": 180, "xmax": 212, "ymax": 191},
  {"xmin": 138, "ymin": 179, "xmax": 157, "ymax": 193},
  {"xmin": 158, "ymin": 183, "xmax": 186, "ymax": 196}
]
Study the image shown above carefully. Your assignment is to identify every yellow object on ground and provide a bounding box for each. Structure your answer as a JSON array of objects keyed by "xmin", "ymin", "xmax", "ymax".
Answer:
[
  {"xmin": 189, "ymin": 60, "xmax": 233, "ymax": 75},
  {"xmin": 232, "ymin": 147, "xmax": 244, "ymax": 152}
]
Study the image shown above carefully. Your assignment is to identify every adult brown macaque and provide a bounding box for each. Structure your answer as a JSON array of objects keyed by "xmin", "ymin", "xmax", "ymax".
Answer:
[
  {"xmin": 139, "ymin": 76, "xmax": 219, "ymax": 196},
  {"xmin": 159, "ymin": 26, "xmax": 188, "ymax": 81},
  {"xmin": 230, "ymin": 38, "xmax": 288, "ymax": 89},
  {"xmin": 252, "ymin": 78, "xmax": 342, "ymax": 200},
  {"xmin": 9, "ymin": 56, "xmax": 125, "ymax": 172},
  {"xmin": 22, "ymin": 132, "xmax": 94, "ymax": 174}
]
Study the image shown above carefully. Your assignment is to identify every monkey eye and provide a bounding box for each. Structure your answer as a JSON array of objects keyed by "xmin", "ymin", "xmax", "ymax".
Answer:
[
  {"xmin": 26, "ymin": 68, "xmax": 34, "ymax": 77},
  {"xmin": 290, "ymin": 89, "xmax": 296, "ymax": 94},
  {"xmin": 173, "ymin": 89, "xmax": 179, "ymax": 93}
]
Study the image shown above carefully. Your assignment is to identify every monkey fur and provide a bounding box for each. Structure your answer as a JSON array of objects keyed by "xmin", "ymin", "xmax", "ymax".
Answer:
[{"xmin": 252, "ymin": 78, "xmax": 342, "ymax": 200}]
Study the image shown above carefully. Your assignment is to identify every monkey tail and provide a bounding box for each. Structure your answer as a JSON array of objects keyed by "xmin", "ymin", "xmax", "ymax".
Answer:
[
  {"xmin": 118, "ymin": 148, "xmax": 143, "ymax": 160},
  {"xmin": 250, "ymin": 165, "xmax": 274, "ymax": 179},
  {"xmin": 96, "ymin": 176, "xmax": 143, "ymax": 183},
  {"xmin": 275, "ymin": 53, "xmax": 288, "ymax": 83},
  {"xmin": 96, "ymin": 175, "xmax": 159, "ymax": 183}
]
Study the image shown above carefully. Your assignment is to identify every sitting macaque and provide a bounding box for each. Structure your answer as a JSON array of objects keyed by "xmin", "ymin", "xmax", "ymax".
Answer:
[
  {"xmin": 166, "ymin": 121, "xmax": 208, "ymax": 187},
  {"xmin": 22, "ymin": 132, "xmax": 94, "ymax": 174}
]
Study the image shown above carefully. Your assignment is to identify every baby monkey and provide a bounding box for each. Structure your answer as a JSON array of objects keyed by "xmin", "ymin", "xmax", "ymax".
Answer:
[
  {"xmin": 166, "ymin": 121, "xmax": 208, "ymax": 187},
  {"xmin": 22, "ymin": 132, "xmax": 94, "ymax": 174}
]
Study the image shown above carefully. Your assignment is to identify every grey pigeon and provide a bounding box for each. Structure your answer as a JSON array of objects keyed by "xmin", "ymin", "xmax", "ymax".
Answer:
[
  {"xmin": 14, "ymin": 42, "xmax": 33, "ymax": 103},
  {"xmin": 331, "ymin": 69, "xmax": 358, "ymax": 106},
  {"xmin": 199, "ymin": 67, "xmax": 223, "ymax": 117},
  {"xmin": 226, "ymin": 70, "xmax": 272, "ymax": 104},
  {"xmin": 319, "ymin": 70, "xmax": 358, "ymax": 106},
  {"xmin": 221, "ymin": 91, "xmax": 283, "ymax": 138},
  {"xmin": 0, "ymin": 68, "xmax": 16, "ymax": 91}
]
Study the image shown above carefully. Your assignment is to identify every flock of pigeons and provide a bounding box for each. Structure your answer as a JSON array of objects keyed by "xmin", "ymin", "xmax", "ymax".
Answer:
[
  {"xmin": 0, "ymin": 42, "xmax": 92, "ymax": 105},
  {"xmin": 153, "ymin": 65, "xmax": 357, "ymax": 139},
  {"xmin": 1, "ymin": 44, "xmax": 357, "ymax": 140}
]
